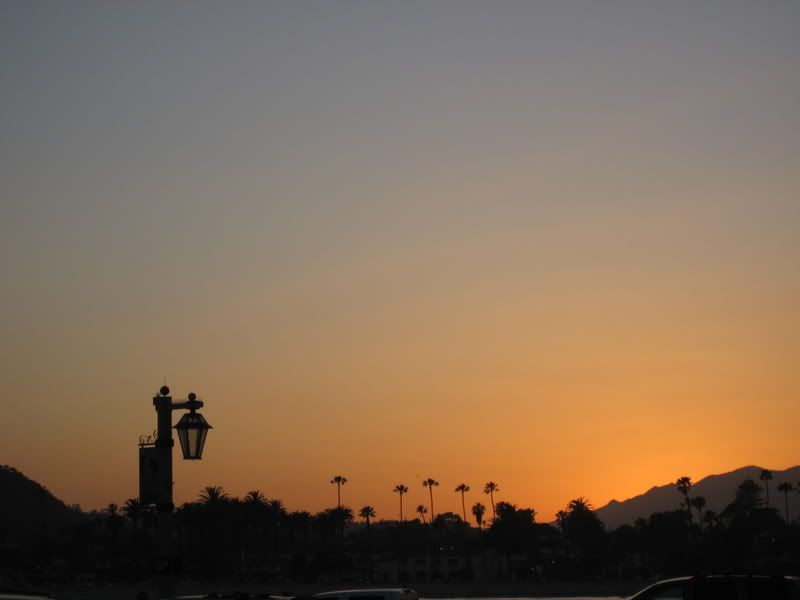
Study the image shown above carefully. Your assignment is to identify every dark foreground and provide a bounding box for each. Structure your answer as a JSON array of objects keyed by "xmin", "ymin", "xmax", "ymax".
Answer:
[{"xmin": 13, "ymin": 580, "xmax": 645, "ymax": 600}]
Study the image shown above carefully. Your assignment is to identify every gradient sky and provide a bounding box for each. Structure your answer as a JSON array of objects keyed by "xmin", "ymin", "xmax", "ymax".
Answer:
[{"xmin": 1, "ymin": 1, "xmax": 798, "ymax": 522}]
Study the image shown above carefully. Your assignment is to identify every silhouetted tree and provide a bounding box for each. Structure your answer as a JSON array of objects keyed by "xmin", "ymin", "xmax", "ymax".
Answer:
[
  {"xmin": 691, "ymin": 495, "xmax": 706, "ymax": 524},
  {"xmin": 359, "ymin": 505, "xmax": 376, "ymax": 527},
  {"xmin": 244, "ymin": 490, "xmax": 267, "ymax": 506},
  {"xmin": 568, "ymin": 497, "xmax": 592, "ymax": 512},
  {"xmin": 416, "ymin": 504, "xmax": 428, "ymax": 524},
  {"xmin": 422, "ymin": 478, "xmax": 439, "ymax": 519},
  {"xmin": 287, "ymin": 509, "xmax": 311, "ymax": 540},
  {"xmin": 489, "ymin": 501, "xmax": 536, "ymax": 579},
  {"xmin": 608, "ymin": 523, "xmax": 640, "ymax": 573},
  {"xmin": 675, "ymin": 476, "xmax": 692, "ymax": 518},
  {"xmin": 330, "ymin": 475, "xmax": 348, "ymax": 508},
  {"xmin": 393, "ymin": 484, "xmax": 408, "ymax": 521},
  {"xmin": 104, "ymin": 503, "xmax": 124, "ymax": 543},
  {"xmin": 358, "ymin": 505, "xmax": 377, "ymax": 572},
  {"xmin": 637, "ymin": 510, "xmax": 691, "ymax": 574},
  {"xmin": 267, "ymin": 498, "xmax": 286, "ymax": 516},
  {"xmin": 702, "ymin": 509, "xmax": 718, "ymax": 531},
  {"xmin": 199, "ymin": 486, "xmax": 229, "ymax": 504},
  {"xmin": 472, "ymin": 502, "xmax": 486, "ymax": 529},
  {"xmin": 777, "ymin": 482, "xmax": 794, "ymax": 522},
  {"xmin": 559, "ymin": 498, "xmax": 606, "ymax": 574},
  {"xmin": 733, "ymin": 479, "xmax": 763, "ymax": 513},
  {"xmin": 555, "ymin": 510, "xmax": 568, "ymax": 533},
  {"xmin": 760, "ymin": 469, "xmax": 773, "ymax": 507},
  {"xmin": 321, "ymin": 505, "xmax": 353, "ymax": 542},
  {"xmin": 313, "ymin": 507, "xmax": 340, "ymax": 539},
  {"xmin": 484, "ymin": 481, "xmax": 499, "ymax": 522},
  {"xmin": 455, "ymin": 483, "xmax": 470, "ymax": 522},
  {"xmin": 122, "ymin": 497, "xmax": 146, "ymax": 529}
]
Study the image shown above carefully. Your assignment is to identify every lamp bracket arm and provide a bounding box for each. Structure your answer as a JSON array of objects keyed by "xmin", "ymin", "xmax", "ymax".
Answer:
[{"xmin": 171, "ymin": 399, "xmax": 204, "ymax": 411}]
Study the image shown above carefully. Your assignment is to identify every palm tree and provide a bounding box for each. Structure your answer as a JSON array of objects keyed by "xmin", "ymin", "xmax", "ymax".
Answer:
[
  {"xmin": 760, "ymin": 469, "xmax": 773, "ymax": 507},
  {"xmin": 675, "ymin": 476, "xmax": 692, "ymax": 518},
  {"xmin": 330, "ymin": 475, "xmax": 348, "ymax": 507},
  {"xmin": 777, "ymin": 482, "xmax": 794, "ymax": 522},
  {"xmin": 244, "ymin": 490, "xmax": 267, "ymax": 505},
  {"xmin": 416, "ymin": 504, "xmax": 428, "ymax": 523},
  {"xmin": 199, "ymin": 485, "xmax": 229, "ymax": 504},
  {"xmin": 455, "ymin": 483, "xmax": 470, "ymax": 522},
  {"xmin": 555, "ymin": 510, "xmax": 568, "ymax": 533},
  {"xmin": 691, "ymin": 496, "xmax": 706, "ymax": 523},
  {"xmin": 122, "ymin": 497, "xmax": 145, "ymax": 528},
  {"xmin": 104, "ymin": 503, "xmax": 124, "ymax": 540},
  {"xmin": 359, "ymin": 505, "xmax": 377, "ymax": 569},
  {"xmin": 702, "ymin": 510, "xmax": 718, "ymax": 531},
  {"xmin": 267, "ymin": 498, "xmax": 286, "ymax": 513},
  {"xmin": 331, "ymin": 505, "xmax": 354, "ymax": 540},
  {"xmin": 472, "ymin": 502, "xmax": 486, "ymax": 529},
  {"xmin": 568, "ymin": 497, "xmax": 593, "ymax": 512},
  {"xmin": 359, "ymin": 505, "xmax": 376, "ymax": 527},
  {"xmin": 288, "ymin": 510, "xmax": 312, "ymax": 551},
  {"xmin": 423, "ymin": 478, "xmax": 439, "ymax": 519},
  {"xmin": 393, "ymin": 484, "xmax": 409, "ymax": 521},
  {"xmin": 483, "ymin": 481, "xmax": 499, "ymax": 522}
]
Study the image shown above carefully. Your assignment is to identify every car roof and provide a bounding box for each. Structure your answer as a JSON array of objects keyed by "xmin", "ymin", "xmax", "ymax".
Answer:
[
  {"xmin": 631, "ymin": 575, "xmax": 800, "ymax": 599},
  {"xmin": 314, "ymin": 590, "xmax": 415, "ymax": 597},
  {"xmin": 645, "ymin": 575, "xmax": 798, "ymax": 583}
]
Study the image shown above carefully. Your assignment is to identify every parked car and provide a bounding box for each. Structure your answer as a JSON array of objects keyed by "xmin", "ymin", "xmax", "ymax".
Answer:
[
  {"xmin": 629, "ymin": 574, "xmax": 800, "ymax": 600},
  {"xmin": 313, "ymin": 588, "xmax": 418, "ymax": 600}
]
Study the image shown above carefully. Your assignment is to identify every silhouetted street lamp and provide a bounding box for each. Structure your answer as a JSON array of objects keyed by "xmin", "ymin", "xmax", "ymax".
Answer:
[
  {"xmin": 144, "ymin": 386, "xmax": 213, "ymax": 506},
  {"xmin": 139, "ymin": 385, "xmax": 212, "ymax": 597},
  {"xmin": 173, "ymin": 393, "xmax": 212, "ymax": 460}
]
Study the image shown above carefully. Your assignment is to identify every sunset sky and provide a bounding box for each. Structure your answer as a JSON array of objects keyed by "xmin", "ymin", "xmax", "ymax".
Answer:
[{"xmin": 1, "ymin": 1, "xmax": 798, "ymax": 522}]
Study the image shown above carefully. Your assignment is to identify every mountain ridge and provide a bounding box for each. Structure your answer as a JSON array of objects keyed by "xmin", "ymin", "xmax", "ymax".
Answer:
[
  {"xmin": 0, "ymin": 464, "xmax": 86, "ymax": 543},
  {"xmin": 594, "ymin": 464, "xmax": 800, "ymax": 529}
]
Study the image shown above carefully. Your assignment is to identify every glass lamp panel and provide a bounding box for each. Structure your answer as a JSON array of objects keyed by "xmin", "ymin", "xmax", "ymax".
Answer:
[
  {"xmin": 196, "ymin": 428, "xmax": 207, "ymax": 458},
  {"xmin": 174, "ymin": 412, "xmax": 211, "ymax": 460},
  {"xmin": 176, "ymin": 427, "xmax": 190, "ymax": 459},
  {"xmin": 186, "ymin": 428, "xmax": 199, "ymax": 458}
]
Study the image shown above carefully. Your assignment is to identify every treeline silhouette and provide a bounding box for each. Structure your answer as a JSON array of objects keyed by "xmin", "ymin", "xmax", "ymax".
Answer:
[{"xmin": 2, "ymin": 473, "xmax": 800, "ymax": 588}]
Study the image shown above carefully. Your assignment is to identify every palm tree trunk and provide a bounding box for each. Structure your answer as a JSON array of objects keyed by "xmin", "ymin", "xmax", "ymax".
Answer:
[
  {"xmin": 490, "ymin": 491, "xmax": 496, "ymax": 521},
  {"xmin": 337, "ymin": 483, "xmax": 341, "ymax": 508},
  {"xmin": 461, "ymin": 492, "xmax": 466, "ymax": 522},
  {"xmin": 785, "ymin": 492, "xmax": 790, "ymax": 522},
  {"xmin": 429, "ymin": 487, "xmax": 434, "ymax": 520},
  {"xmin": 367, "ymin": 517, "xmax": 373, "ymax": 575},
  {"xmin": 399, "ymin": 494, "xmax": 404, "ymax": 522}
]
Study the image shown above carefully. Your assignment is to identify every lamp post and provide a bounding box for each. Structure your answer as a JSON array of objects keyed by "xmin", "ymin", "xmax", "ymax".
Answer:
[{"xmin": 140, "ymin": 385, "xmax": 212, "ymax": 597}]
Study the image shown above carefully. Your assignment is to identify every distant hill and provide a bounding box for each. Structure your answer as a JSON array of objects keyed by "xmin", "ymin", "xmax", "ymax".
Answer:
[
  {"xmin": 0, "ymin": 465, "xmax": 86, "ymax": 543},
  {"xmin": 595, "ymin": 465, "xmax": 800, "ymax": 530}
]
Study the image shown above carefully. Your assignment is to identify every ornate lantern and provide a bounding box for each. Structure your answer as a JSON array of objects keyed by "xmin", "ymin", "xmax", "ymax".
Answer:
[{"xmin": 173, "ymin": 393, "xmax": 212, "ymax": 460}]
